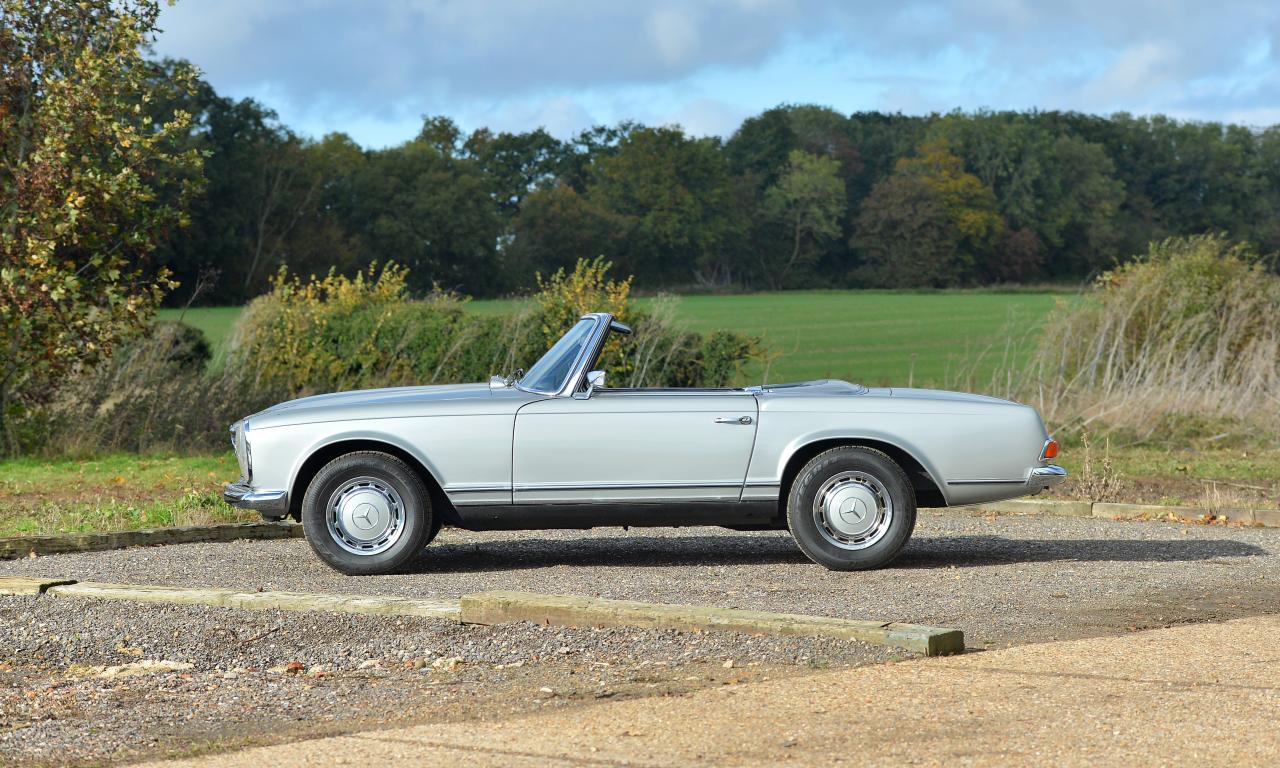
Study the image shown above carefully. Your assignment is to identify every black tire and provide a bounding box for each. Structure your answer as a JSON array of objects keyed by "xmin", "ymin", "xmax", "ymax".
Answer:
[
  {"xmin": 301, "ymin": 451, "xmax": 434, "ymax": 575},
  {"xmin": 786, "ymin": 446, "xmax": 916, "ymax": 571}
]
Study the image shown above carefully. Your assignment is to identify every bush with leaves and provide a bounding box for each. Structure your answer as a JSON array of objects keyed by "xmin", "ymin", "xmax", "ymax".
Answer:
[
  {"xmin": 0, "ymin": 0, "xmax": 203, "ymax": 452},
  {"xmin": 227, "ymin": 264, "xmax": 530, "ymax": 397},
  {"xmin": 30, "ymin": 258, "xmax": 762, "ymax": 453},
  {"xmin": 228, "ymin": 258, "xmax": 760, "ymax": 397}
]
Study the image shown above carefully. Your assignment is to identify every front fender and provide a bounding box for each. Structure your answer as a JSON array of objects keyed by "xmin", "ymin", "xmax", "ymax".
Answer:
[{"xmin": 284, "ymin": 428, "xmax": 449, "ymax": 502}]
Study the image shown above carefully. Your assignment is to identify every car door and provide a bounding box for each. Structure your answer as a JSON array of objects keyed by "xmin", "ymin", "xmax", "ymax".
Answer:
[{"xmin": 511, "ymin": 390, "xmax": 759, "ymax": 504}]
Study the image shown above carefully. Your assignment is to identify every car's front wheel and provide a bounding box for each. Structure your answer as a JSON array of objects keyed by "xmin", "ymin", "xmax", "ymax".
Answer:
[
  {"xmin": 302, "ymin": 451, "xmax": 434, "ymax": 575},
  {"xmin": 787, "ymin": 446, "xmax": 916, "ymax": 571}
]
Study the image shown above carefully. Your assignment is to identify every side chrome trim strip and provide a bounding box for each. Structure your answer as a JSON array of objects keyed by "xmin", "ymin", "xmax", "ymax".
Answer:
[
  {"xmin": 946, "ymin": 479, "xmax": 1027, "ymax": 486},
  {"xmin": 445, "ymin": 484, "xmax": 513, "ymax": 507},
  {"xmin": 512, "ymin": 480, "xmax": 745, "ymax": 492}
]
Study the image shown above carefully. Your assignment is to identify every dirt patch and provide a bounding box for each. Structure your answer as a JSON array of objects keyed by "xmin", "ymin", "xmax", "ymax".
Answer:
[
  {"xmin": 1, "ymin": 652, "xmax": 859, "ymax": 766},
  {"xmin": 1066, "ymin": 577, "xmax": 1280, "ymax": 639}
]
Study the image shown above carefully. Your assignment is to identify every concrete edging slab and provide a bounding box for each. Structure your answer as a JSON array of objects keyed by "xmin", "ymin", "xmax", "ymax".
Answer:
[
  {"xmin": 0, "ymin": 576, "xmax": 77, "ymax": 595},
  {"xmin": 0, "ymin": 522, "xmax": 303, "ymax": 560},
  {"xmin": 41, "ymin": 581, "xmax": 461, "ymax": 620},
  {"xmin": 1092, "ymin": 501, "xmax": 1255, "ymax": 523},
  {"xmin": 977, "ymin": 499, "xmax": 1094, "ymax": 518},
  {"xmin": 460, "ymin": 590, "xmax": 964, "ymax": 656},
  {"xmin": 4, "ymin": 578, "xmax": 961, "ymax": 656},
  {"xmin": 977, "ymin": 498, "xmax": 1277, "ymax": 527}
]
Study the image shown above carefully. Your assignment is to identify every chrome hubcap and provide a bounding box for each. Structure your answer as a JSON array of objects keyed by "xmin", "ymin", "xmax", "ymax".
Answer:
[
  {"xmin": 812, "ymin": 472, "xmax": 893, "ymax": 550},
  {"xmin": 326, "ymin": 476, "xmax": 405, "ymax": 556}
]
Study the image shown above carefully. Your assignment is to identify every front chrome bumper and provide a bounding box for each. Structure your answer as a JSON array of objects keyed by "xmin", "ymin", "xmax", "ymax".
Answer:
[
  {"xmin": 223, "ymin": 481, "xmax": 288, "ymax": 515},
  {"xmin": 1027, "ymin": 464, "xmax": 1068, "ymax": 492}
]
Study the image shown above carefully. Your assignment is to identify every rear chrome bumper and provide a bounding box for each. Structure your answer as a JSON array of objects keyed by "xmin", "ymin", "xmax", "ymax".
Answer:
[
  {"xmin": 223, "ymin": 481, "xmax": 288, "ymax": 514},
  {"xmin": 1027, "ymin": 465, "xmax": 1068, "ymax": 492}
]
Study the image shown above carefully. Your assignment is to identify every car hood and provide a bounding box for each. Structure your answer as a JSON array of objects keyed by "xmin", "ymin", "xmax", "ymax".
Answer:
[{"xmin": 250, "ymin": 382, "xmax": 505, "ymax": 426}]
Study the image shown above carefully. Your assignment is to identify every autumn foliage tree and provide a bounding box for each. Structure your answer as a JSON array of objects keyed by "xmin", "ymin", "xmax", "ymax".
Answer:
[
  {"xmin": 853, "ymin": 139, "xmax": 1004, "ymax": 286},
  {"xmin": 0, "ymin": 0, "xmax": 202, "ymax": 450}
]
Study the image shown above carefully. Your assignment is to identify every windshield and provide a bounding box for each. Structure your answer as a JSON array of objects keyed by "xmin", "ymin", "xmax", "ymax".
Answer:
[{"xmin": 517, "ymin": 318, "xmax": 597, "ymax": 393}]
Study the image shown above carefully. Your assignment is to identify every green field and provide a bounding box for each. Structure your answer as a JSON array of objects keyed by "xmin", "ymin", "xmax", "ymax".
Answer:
[
  {"xmin": 166, "ymin": 291, "xmax": 1067, "ymax": 386},
  {"xmin": 652, "ymin": 292, "xmax": 1063, "ymax": 386},
  {"xmin": 157, "ymin": 305, "xmax": 243, "ymax": 368}
]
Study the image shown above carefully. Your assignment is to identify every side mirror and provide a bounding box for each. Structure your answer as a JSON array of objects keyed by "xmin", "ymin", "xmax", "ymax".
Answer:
[
  {"xmin": 488, "ymin": 375, "xmax": 508, "ymax": 391},
  {"xmin": 576, "ymin": 370, "xmax": 606, "ymax": 399}
]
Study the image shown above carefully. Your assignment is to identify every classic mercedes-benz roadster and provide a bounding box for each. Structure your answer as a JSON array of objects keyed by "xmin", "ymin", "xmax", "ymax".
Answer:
[{"xmin": 225, "ymin": 312, "xmax": 1066, "ymax": 574}]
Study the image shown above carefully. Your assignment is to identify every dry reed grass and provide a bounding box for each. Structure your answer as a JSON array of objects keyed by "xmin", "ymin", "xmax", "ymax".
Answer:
[{"xmin": 954, "ymin": 235, "xmax": 1280, "ymax": 444}]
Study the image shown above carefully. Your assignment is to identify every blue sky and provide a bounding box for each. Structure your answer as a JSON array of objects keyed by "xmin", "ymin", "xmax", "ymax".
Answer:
[{"xmin": 155, "ymin": 1, "xmax": 1280, "ymax": 148}]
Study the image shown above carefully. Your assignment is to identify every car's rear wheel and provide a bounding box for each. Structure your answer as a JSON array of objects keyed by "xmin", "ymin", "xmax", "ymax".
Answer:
[
  {"xmin": 302, "ymin": 451, "xmax": 433, "ymax": 575},
  {"xmin": 786, "ymin": 446, "xmax": 916, "ymax": 571}
]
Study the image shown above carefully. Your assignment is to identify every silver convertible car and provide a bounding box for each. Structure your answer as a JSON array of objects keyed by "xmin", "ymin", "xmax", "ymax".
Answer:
[{"xmin": 225, "ymin": 312, "xmax": 1066, "ymax": 574}]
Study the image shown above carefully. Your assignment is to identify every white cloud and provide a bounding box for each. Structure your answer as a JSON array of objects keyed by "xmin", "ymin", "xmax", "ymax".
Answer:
[
  {"xmin": 153, "ymin": 0, "xmax": 1280, "ymax": 145},
  {"xmin": 1082, "ymin": 41, "xmax": 1181, "ymax": 106},
  {"xmin": 647, "ymin": 7, "xmax": 702, "ymax": 69},
  {"xmin": 665, "ymin": 98, "xmax": 751, "ymax": 136},
  {"xmin": 472, "ymin": 96, "xmax": 598, "ymax": 138}
]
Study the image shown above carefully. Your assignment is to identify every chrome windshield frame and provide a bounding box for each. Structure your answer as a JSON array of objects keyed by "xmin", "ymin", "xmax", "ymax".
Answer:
[{"xmin": 514, "ymin": 313, "xmax": 613, "ymax": 398}]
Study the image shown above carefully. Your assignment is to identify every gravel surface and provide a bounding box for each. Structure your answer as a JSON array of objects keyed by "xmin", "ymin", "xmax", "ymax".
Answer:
[
  {"xmin": 2, "ymin": 594, "xmax": 890, "ymax": 765},
  {"xmin": 2, "ymin": 510, "xmax": 1278, "ymax": 766},
  {"xmin": 5, "ymin": 510, "xmax": 1278, "ymax": 647}
]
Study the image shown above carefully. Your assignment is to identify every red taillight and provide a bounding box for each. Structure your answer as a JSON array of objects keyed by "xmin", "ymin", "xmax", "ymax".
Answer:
[{"xmin": 1042, "ymin": 439, "xmax": 1059, "ymax": 460}]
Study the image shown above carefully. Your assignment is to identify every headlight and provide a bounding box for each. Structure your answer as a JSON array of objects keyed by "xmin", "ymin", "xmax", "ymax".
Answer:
[
  {"xmin": 244, "ymin": 423, "xmax": 253, "ymax": 483},
  {"xmin": 232, "ymin": 419, "xmax": 252, "ymax": 482}
]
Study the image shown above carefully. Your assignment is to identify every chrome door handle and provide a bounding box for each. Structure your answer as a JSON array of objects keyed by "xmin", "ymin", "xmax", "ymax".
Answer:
[{"xmin": 714, "ymin": 416, "xmax": 753, "ymax": 425}]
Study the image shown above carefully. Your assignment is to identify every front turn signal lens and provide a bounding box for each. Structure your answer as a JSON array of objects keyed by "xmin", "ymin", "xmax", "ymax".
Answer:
[{"xmin": 1042, "ymin": 439, "xmax": 1059, "ymax": 460}]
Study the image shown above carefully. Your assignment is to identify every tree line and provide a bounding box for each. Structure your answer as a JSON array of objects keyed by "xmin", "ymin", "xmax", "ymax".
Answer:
[{"xmin": 148, "ymin": 61, "xmax": 1280, "ymax": 304}]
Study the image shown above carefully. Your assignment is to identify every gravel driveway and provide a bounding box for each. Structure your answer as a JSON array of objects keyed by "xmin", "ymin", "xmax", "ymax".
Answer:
[
  {"xmin": 5, "ymin": 510, "xmax": 1278, "ymax": 647},
  {"xmin": 3, "ymin": 510, "xmax": 1278, "ymax": 765}
]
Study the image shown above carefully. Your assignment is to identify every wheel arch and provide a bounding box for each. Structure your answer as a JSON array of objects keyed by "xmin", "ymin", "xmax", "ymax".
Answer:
[
  {"xmin": 779, "ymin": 437, "xmax": 948, "ymax": 509},
  {"xmin": 287, "ymin": 438, "xmax": 458, "ymax": 524}
]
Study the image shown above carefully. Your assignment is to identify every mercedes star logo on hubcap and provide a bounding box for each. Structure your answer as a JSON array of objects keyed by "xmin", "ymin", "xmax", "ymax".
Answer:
[{"xmin": 352, "ymin": 503, "xmax": 378, "ymax": 529}]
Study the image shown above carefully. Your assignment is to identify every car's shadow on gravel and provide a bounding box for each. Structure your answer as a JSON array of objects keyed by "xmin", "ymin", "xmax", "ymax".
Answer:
[
  {"xmin": 413, "ymin": 535, "xmax": 810, "ymax": 572},
  {"xmin": 408, "ymin": 534, "xmax": 1269, "ymax": 572}
]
